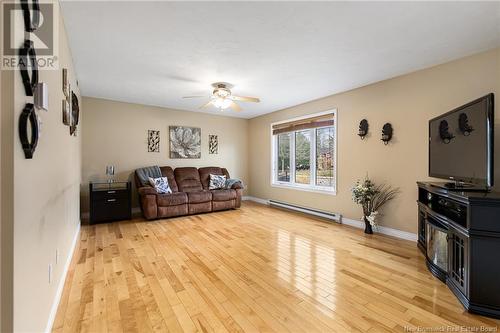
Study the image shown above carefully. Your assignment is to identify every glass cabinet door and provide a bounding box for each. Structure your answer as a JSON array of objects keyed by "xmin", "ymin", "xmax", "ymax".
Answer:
[
  {"xmin": 448, "ymin": 230, "xmax": 469, "ymax": 297},
  {"xmin": 426, "ymin": 219, "xmax": 448, "ymax": 273}
]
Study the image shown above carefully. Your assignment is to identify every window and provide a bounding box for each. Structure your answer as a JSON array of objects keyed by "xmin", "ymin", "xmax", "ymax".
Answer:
[
  {"xmin": 277, "ymin": 133, "xmax": 291, "ymax": 182},
  {"xmin": 271, "ymin": 110, "xmax": 336, "ymax": 194}
]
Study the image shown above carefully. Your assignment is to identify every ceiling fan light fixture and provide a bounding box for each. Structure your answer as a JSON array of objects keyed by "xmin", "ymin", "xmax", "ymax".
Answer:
[{"xmin": 213, "ymin": 97, "xmax": 232, "ymax": 109}]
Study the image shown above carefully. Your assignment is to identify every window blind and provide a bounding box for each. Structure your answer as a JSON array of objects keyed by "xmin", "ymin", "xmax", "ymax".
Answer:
[{"xmin": 272, "ymin": 113, "xmax": 334, "ymax": 135}]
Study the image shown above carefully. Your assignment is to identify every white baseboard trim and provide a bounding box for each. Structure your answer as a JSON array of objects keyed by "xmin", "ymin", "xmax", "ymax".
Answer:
[
  {"xmin": 243, "ymin": 195, "xmax": 417, "ymax": 242},
  {"xmin": 242, "ymin": 196, "xmax": 269, "ymax": 205},
  {"xmin": 45, "ymin": 221, "xmax": 81, "ymax": 333},
  {"xmin": 342, "ymin": 217, "xmax": 417, "ymax": 242}
]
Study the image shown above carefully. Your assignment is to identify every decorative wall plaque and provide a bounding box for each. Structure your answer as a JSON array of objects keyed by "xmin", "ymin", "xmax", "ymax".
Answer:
[
  {"xmin": 208, "ymin": 135, "xmax": 218, "ymax": 154},
  {"xmin": 148, "ymin": 130, "xmax": 160, "ymax": 152}
]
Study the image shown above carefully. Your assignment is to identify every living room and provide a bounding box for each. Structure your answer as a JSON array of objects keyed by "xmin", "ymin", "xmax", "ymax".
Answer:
[{"xmin": 1, "ymin": 1, "xmax": 500, "ymax": 332}]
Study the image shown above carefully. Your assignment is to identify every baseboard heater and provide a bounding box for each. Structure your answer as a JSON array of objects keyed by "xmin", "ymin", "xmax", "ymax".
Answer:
[{"xmin": 268, "ymin": 200, "xmax": 341, "ymax": 223}]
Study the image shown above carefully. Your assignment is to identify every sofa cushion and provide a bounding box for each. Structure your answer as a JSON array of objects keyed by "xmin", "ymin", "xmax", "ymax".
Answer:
[
  {"xmin": 138, "ymin": 186, "xmax": 157, "ymax": 196},
  {"xmin": 148, "ymin": 177, "xmax": 172, "ymax": 194},
  {"xmin": 160, "ymin": 166, "xmax": 178, "ymax": 192},
  {"xmin": 209, "ymin": 174, "xmax": 226, "ymax": 190},
  {"xmin": 188, "ymin": 202, "xmax": 212, "ymax": 214},
  {"xmin": 211, "ymin": 189, "xmax": 237, "ymax": 201},
  {"xmin": 213, "ymin": 200, "xmax": 235, "ymax": 211},
  {"xmin": 187, "ymin": 190, "xmax": 212, "ymax": 203},
  {"xmin": 174, "ymin": 167, "xmax": 203, "ymax": 192},
  {"xmin": 199, "ymin": 167, "xmax": 231, "ymax": 190},
  {"xmin": 158, "ymin": 204, "xmax": 188, "ymax": 218},
  {"xmin": 157, "ymin": 192, "xmax": 188, "ymax": 206}
]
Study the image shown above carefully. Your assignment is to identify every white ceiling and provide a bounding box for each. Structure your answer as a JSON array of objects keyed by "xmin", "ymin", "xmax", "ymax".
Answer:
[{"xmin": 61, "ymin": 1, "xmax": 500, "ymax": 119}]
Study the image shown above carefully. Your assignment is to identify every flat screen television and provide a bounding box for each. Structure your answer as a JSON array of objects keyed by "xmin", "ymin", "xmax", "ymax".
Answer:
[{"xmin": 429, "ymin": 93, "xmax": 494, "ymax": 190}]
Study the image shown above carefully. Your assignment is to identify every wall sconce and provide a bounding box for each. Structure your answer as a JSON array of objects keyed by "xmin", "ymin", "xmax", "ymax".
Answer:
[
  {"xmin": 358, "ymin": 119, "xmax": 369, "ymax": 139},
  {"xmin": 106, "ymin": 165, "xmax": 115, "ymax": 183},
  {"xmin": 381, "ymin": 123, "xmax": 393, "ymax": 145},
  {"xmin": 439, "ymin": 120, "xmax": 454, "ymax": 144},
  {"xmin": 459, "ymin": 113, "xmax": 474, "ymax": 136},
  {"xmin": 34, "ymin": 82, "xmax": 48, "ymax": 111}
]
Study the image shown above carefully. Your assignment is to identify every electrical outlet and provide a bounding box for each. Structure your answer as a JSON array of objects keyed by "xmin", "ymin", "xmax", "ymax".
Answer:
[
  {"xmin": 48, "ymin": 264, "xmax": 52, "ymax": 284},
  {"xmin": 55, "ymin": 249, "xmax": 59, "ymax": 265}
]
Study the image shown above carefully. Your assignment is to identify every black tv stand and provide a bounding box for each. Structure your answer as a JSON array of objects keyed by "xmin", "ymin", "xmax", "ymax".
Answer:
[
  {"xmin": 432, "ymin": 182, "xmax": 491, "ymax": 192},
  {"xmin": 417, "ymin": 182, "xmax": 500, "ymax": 319}
]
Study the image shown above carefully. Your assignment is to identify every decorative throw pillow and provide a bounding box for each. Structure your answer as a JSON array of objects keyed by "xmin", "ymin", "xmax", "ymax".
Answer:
[
  {"xmin": 209, "ymin": 174, "xmax": 226, "ymax": 190},
  {"xmin": 148, "ymin": 177, "xmax": 172, "ymax": 194}
]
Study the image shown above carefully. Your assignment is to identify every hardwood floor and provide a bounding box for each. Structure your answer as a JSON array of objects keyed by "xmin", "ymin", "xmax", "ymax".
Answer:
[{"xmin": 53, "ymin": 202, "xmax": 499, "ymax": 332}]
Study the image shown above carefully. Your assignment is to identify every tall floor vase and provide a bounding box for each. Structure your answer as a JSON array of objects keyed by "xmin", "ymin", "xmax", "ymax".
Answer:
[{"xmin": 363, "ymin": 215, "xmax": 373, "ymax": 234}]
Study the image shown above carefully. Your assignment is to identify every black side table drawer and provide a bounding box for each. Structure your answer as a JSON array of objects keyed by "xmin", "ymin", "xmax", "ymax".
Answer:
[
  {"xmin": 90, "ymin": 181, "xmax": 132, "ymax": 224},
  {"xmin": 92, "ymin": 189, "xmax": 129, "ymax": 201}
]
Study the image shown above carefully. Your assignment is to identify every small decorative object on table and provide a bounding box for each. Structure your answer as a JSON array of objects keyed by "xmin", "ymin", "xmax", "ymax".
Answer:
[
  {"xmin": 351, "ymin": 176, "xmax": 399, "ymax": 234},
  {"xmin": 106, "ymin": 165, "xmax": 115, "ymax": 183}
]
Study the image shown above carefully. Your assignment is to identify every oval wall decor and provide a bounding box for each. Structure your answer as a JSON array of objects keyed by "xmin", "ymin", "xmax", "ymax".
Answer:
[
  {"xmin": 18, "ymin": 103, "xmax": 39, "ymax": 159},
  {"xmin": 70, "ymin": 91, "xmax": 80, "ymax": 135},
  {"xmin": 21, "ymin": 0, "xmax": 41, "ymax": 32},
  {"xmin": 19, "ymin": 39, "xmax": 38, "ymax": 96}
]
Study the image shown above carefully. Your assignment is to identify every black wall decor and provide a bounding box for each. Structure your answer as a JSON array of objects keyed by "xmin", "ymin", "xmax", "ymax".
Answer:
[
  {"xmin": 381, "ymin": 123, "xmax": 393, "ymax": 145},
  {"xmin": 459, "ymin": 113, "xmax": 474, "ymax": 136},
  {"xmin": 20, "ymin": 0, "xmax": 41, "ymax": 32},
  {"xmin": 19, "ymin": 39, "xmax": 38, "ymax": 96},
  {"xmin": 439, "ymin": 119, "xmax": 455, "ymax": 144},
  {"xmin": 70, "ymin": 91, "xmax": 80, "ymax": 136},
  {"xmin": 19, "ymin": 2, "xmax": 41, "ymax": 158},
  {"xmin": 18, "ymin": 103, "xmax": 39, "ymax": 159},
  {"xmin": 358, "ymin": 119, "xmax": 369, "ymax": 139}
]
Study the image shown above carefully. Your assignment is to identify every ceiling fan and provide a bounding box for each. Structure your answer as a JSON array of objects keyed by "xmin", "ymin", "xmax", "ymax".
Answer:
[{"xmin": 183, "ymin": 82, "xmax": 260, "ymax": 112}]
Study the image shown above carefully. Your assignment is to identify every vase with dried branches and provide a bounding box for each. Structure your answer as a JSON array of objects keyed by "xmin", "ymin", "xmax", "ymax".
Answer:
[{"xmin": 351, "ymin": 176, "xmax": 399, "ymax": 234}]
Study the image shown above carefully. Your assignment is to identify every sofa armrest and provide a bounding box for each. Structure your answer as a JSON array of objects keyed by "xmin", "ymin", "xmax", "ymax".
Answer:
[
  {"xmin": 235, "ymin": 188, "xmax": 243, "ymax": 208},
  {"xmin": 138, "ymin": 186, "xmax": 157, "ymax": 196},
  {"xmin": 230, "ymin": 182, "xmax": 243, "ymax": 190},
  {"xmin": 137, "ymin": 186, "xmax": 158, "ymax": 219}
]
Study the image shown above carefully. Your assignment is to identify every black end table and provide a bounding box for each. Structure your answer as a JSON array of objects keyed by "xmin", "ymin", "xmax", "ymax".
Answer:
[{"xmin": 89, "ymin": 181, "xmax": 132, "ymax": 224}]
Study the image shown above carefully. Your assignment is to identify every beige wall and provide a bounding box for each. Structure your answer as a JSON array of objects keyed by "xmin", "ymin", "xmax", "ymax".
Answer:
[
  {"xmin": 1, "ymin": 1, "xmax": 15, "ymax": 329},
  {"xmin": 11, "ymin": 2, "xmax": 82, "ymax": 331},
  {"xmin": 81, "ymin": 97, "xmax": 249, "ymax": 212},
  {"xmin": 1, "ymin": 68, "xmax": 15, "ymax": 333},
  {"xmin": 248, "ymin": 48, "xmax": 500, "ymax": 234}
]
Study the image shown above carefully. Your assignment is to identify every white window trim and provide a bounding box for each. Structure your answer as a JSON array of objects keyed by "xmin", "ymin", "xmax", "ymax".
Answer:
[{"xmin": 270, "ymin": 109, "xmax": 337, "ymax": 195}]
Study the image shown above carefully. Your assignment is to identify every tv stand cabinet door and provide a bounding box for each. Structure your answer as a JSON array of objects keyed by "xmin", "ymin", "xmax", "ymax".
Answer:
[{"xmin": 448, "ymin": 228, "xmax": 469, "ymax": 298}]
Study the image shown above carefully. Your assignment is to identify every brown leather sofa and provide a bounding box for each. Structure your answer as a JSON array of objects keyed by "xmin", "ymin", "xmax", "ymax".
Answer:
[{"xmin": 135, "ymin": 166, "xmax": 242, "ymax": 220}]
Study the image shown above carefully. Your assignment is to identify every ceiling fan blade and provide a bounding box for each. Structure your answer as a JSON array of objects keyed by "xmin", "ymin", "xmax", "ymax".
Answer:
[
  {"xmin": 183, "ymin": 95, "xmax": 206, "ymax": 99},
  {"xmin": 231, "ymin": 95, "xmax": 260, "ymax": 103},
  {"xmin": 199, "ymin": 100, "xmax": 213, "ymax": 109},
  {"xmin": 229, "ymin": 101, "xmax": 242, "ymax": 112}
]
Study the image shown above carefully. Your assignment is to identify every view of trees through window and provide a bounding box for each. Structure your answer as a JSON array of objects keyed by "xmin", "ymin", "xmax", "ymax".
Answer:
[
  {"xmin": 295, "ymin": 130, "xmax": 311, "ymax": 184},
  {"xmin": 275, "ymin": 124, "xmax": 335, "ymax": 189},
  {"xmin": 316, "ymin": 127, "xmax": 334, "ymax": 186},
  {"xmin": 277, "ymin": 133, "xmax": 290, "ymax": 181}
]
